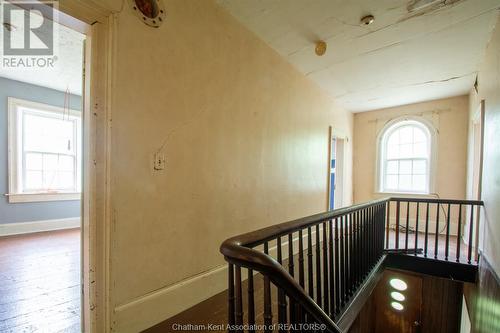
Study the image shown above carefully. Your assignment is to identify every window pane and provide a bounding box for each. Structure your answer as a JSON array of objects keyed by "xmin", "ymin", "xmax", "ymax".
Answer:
[
  {"xmin": 382, "ymin": 122, "xmax": 431, "ymax": 193},
  {"xmin": 43, "ymin": 170, "xmax": 57, "ymax": 189},
  {"xmin": 414, "ymin": 142, "xmax": 427, "ymax": 157},
  {"xmin": 25, "ymin": 153, "xmax": 42, "ymax": 170},
  {"xmin": 386, "ymin": 175, "xmax": 398, "ymax": 190},
  {"xmin": 399, "ymin": 126, "xmax": 413, "ymax": 144},
  {"xmin": 25, "ymin": 170, "xmax": 43, "ymax": 190},
  {"xmin": 57, "ymin": 171, "xmax": 74, "ymax": 189},
  {"xmin": 59, "ymin": 155, "xmax": 75, "ymax": 172},
  {"xmin": 399, "ymin": 144, "xmax": 413, "ymax": 158},
  {"xmin": 387, "ymin": 161, "xmax": 398, "ymax": 174},
  {"xmin": 413, "ymin": 127, "xmax": 426, "ymax": 143},
  {"xmin": 387, "ymin": 144, "xmax": 399, "ymax": 159},
  {"xmin": 412, "ymin": 175, "xmax": 426, "ymax": 192},
  {"xmin": 24, "ymin": 113, "xmax": 75, "ymax": 155},
  {"xmin": 388, "ymin": 131, "xmax": 399, "ymax": 146},
  {"xmin": 399, "ymin": 175, "xmax": 412, "ymax": 190},
  {"xmin": 43, "ymin": 154, "xmax": 59, "ymax": 171},
  {"xmin": 413, "ymin": 160, "xmax": 427, "ymax": 174},
  {"xmin": 399, "ymin": 160, "xmax": 412, "ymax": 174}
]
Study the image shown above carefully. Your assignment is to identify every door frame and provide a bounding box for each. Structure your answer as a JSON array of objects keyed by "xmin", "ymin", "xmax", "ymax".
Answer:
[
  {"xmin": 327, "ymin": 126, "xmax": 346, "ymax": 210},
  {"xmin": 472, "ymin": 100, "xmax": 485, "ymax": 260},
  {"xmin": 48, "ymin": 2, "xmax": 114, "ymax": 332}
]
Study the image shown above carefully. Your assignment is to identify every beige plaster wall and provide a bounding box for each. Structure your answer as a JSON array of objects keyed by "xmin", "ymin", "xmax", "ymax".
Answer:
[
  {"xmin": 468, "ymin": 15, "xmax": 500, "ymax": 276},
  {"xmin": 103, "ymin": 0, "xmax": 353, "ymax": 331},
  {"xmin": 353, "ymin": 96, "xmax": 469, "ymax": 204}
]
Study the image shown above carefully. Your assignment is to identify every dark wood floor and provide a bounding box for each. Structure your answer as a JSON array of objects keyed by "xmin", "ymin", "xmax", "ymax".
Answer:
[{"xmin": 0, "ymin": 229, "xmax": 81, "ymax": 333}]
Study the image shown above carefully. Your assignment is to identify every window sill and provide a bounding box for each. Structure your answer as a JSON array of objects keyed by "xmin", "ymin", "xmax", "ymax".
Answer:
[
  {"xmin": 373, "ymin": 191, "xmax": 435, "ymax": 199},
  {"xmin": 6, "ymin": 192, "xmax": 81, "ymax": 203}
]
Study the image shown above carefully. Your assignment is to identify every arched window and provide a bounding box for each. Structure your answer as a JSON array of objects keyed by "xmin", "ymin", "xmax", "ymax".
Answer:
[{"xmin": 379, "ymin": 119, "xmax": 434, "ymax": 193}]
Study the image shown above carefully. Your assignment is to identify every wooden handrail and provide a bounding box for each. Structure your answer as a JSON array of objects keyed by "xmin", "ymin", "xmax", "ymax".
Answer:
[
  {"xmin": 221, "ymin": 198, "xmax": 389, "ymax": 249},
  {"xmin": 220, "ymin": 196, "xmax": 483, "ymax": 333},
  {"xmin": 220, "ymin": 198, "xmax": 389, "ymax": 333}
]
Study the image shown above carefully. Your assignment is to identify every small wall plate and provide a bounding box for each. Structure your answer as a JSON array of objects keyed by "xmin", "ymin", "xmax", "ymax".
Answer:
[{"xmin": 128, "ymin": 0, "xmax": 166, "ymax": 28}]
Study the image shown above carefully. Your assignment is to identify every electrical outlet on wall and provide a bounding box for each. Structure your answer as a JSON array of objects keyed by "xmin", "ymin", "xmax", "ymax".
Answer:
[{"xmin": 154, "ymin": 152, "xmax": 166, "ymax": 170}]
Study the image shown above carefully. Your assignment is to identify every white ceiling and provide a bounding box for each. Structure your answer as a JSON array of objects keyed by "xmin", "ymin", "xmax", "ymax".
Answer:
[
  {"xmin": 218, "ymin": 0, "xmax": 500, "ymax": 112},
  {"xmin": 0, "ymin": 10, "xmax": 85, "ymax": 95}
]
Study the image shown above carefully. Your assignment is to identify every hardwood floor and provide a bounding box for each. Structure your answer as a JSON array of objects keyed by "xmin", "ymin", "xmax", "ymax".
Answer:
[{"xmin": 0, "ymin": 229, "xmax": 81, "ymax": 333}]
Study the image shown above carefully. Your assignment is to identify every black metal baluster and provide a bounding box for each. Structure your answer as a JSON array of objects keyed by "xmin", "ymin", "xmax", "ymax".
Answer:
[
  {"xmin": 386, "ymin": 201, "xmax": 391, "ymax": 248},
  {"xmin": 415, "ymin": 202, "xmax": 419, "ymax": 256},
  {"xmin": 344, "ymin": 214, "xmax": 350, "ymax": 297},
  {"xmin": 263, "ymin": 243, "xmax": 272, "ymax": 333},
  {"xmin": 307, "ymin": 227, "xmax": 313, "ymax": 299},
  {"xmin": 228, "ymin": 263, "xmax": 235, "ymax": 331},
  {"xmin": 328, "ymin": 220, "xmax": 335, "ymax": 316},
  {"xmin": 334, "ymin": 217, "xmax": 340, "ymax": 314},
  {"xmin": 424, "ymin": 202, "xmax": 430, "ymax": 257},
  {"xmin": 468, "ymin": 205, "xmax": 474, "ymax": 264},
  {"xmin": 288, "ymin": 233, "xmax": 295, "ymax": 276},
  {"xmin": 322, "ymin": 221, "xmax": 329, "ymax": 314},
  {"xmin": 340, "ymin": 215, "xmax": 345, "ymax": 307},
  {"xmin": 235, "ymin": 266, "xmax": 243, "ymax": 332},
  {"xmin": 277, "ymin": 237, "xmax": 287, "ymax": 329},
  {"xmin": 298, "ymin": 230, "xmax": 305, "ymax": 324},
  {"xmin": 288, "ymin": 233, "xmax": 296, "ymax": 324},
  {"xmin": 456, "ymin": 204, "xmax": 462, "ymax": 263},
  {"xmin": 316, "ymin": 224, "xmax": 322, "ymax": 308},
  {"xmin": 299, "ymin": 230, "xmax": 305, "ymax": 288},
  {"xmin": 435, "ymin": 203, "xmax": 440, "ymax": 259},
  {"xmin": 395, "ymin": 201, "xmax": 400, "ymax": 249},
  {"xmin": 445, "ymin": 204, "xmax": 451, "ymax": 261},
  {"xmin": 405, "ymin": 201, "xmax": 410, "ymax": 251},
  {"xmin": 353, "ymin": 211, "xmax": 358, "ymax": 287},
  {"xmin": 248, "ymin": 269, "xmax": 255, "ymax": 332},
  {"xmin": 349, "ymin": 213, "xmax": 354, "ymax": 295}
]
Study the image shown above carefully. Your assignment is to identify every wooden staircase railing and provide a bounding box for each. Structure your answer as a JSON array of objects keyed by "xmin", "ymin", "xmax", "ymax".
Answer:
[{"xmin": 220, "ymin": 197, "xmax": 483, "ymax": 332}]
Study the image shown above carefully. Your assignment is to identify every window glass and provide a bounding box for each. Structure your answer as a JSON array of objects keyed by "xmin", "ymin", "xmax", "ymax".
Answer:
[
  {"xmin": 13, "ymin": 103, "xmax": 81, "ymax": 193},
  {"xmin": 381, "ymin": 120, "xmax": 431, "ymax": 193}
]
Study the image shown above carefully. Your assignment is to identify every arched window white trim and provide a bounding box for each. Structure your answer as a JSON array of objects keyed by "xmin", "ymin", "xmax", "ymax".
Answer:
[{"xmin": 377, "ymin": 117, "xmax": 437, "ymax": 194}]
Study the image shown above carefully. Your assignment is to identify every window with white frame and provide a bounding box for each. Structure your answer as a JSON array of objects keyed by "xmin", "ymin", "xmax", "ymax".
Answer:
[
  {"xmin": 379, "ymin": 119, "xmax": 434, "ymax": 194},
  {"xmin": 8, "ymin": 98, "xmax": 81, "ymax": 203}
]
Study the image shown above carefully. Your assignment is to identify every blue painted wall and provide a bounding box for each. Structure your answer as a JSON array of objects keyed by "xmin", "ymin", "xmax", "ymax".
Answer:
[{"xmin": 0, "ymin": 77, "xmax": 81, "ymax": 224}]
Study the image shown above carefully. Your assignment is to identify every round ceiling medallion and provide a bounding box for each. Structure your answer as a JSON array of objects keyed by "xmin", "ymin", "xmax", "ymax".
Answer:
[{"xmin": 128, "ymin": 0, "xmax": 166, "ymax": 28}]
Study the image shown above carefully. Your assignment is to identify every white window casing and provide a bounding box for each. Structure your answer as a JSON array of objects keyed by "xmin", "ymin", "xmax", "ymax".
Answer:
[
  {"xmin": 376, "ymin": 116, "xmax": 437, "ymax": 195},
  {"xmin": 7, "ymin": 97, "xmax": 82, "ymax": 203}
]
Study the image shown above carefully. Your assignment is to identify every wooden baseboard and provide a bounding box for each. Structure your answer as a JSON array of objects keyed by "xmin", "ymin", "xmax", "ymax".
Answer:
[
  {"xmin": 0, "ymin": 217, "xmax": 80, "ymax": 236},
  {"xmin": 112, "ymin": 228, "xmax": 320, "ymax": 333}
]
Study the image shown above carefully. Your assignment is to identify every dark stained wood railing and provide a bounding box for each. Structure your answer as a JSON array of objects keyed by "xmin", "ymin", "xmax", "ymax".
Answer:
[
  {"xmin": 220, "ymin": 197, "xmax": 483, "ymax": 332},
  {"xmin": 221, "ymin": 198, "xmax": 387, "ymax": 332},
  {"xmin": 385, "ymin": 198, "xmax": 484, "ymax": 264}
]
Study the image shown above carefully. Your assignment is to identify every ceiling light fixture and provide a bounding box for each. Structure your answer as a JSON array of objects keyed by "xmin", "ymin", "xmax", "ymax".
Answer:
[
  {"xmin": 391, "ymin": 291, "xmax": 406, "ymax": 302},
  {"xmin": 389, "ymin": 278, "xmax": 408, "ymax": 291},
  {"xmin": 391, "ymin": 301, "xmax": 404, "ymax": 311},
  {"xmin": 315, "ymin": 41, "xmax": 327, "ymax": 56},
  {"xmin": 360, "ymin": 15, "xmax": 375, "ymax": 26}
]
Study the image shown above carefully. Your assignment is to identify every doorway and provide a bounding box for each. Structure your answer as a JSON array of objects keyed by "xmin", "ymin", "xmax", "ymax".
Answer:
[
  {"xmin": 464, "ymin": 100, "xmax": 485, "ymax": 258},
  {"xmin": 0, "ymin": 4, "xmax": 90, "ymax": 332},
  {"xmin": 328, "ymin": 127, "xmax": 345, "ymax": 210}
]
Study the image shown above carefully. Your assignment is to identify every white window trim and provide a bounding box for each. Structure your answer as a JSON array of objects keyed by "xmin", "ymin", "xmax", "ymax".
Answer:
[
  {"xmin": 375, "ymin": 116, "xmax": 438, "ymax": 195},
  {"xmin": 7, "ymin": 97, "xmax": 82, "ymax": 203}
]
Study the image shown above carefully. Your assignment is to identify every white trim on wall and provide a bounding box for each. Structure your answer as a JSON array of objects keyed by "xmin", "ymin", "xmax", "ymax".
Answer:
[{"xmin": 0, "ymin": 217, "xmax": 80, "ymax": 236}]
